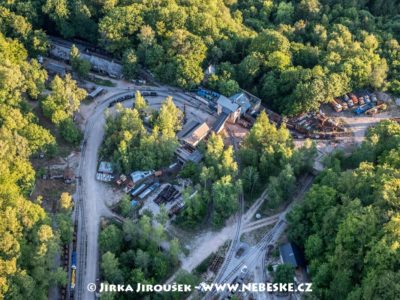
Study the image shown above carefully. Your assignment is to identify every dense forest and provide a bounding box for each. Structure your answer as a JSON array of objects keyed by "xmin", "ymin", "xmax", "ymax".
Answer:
[
  {"xmin": 287, "ymin": 120, "xmax": 400, "ymax": 299},
  {"xmin": 99, "ymin": 218, "xmax": 199, "ymax": 300},
  {"xmin": 101, "ymin": 94, "xmax": 182, "ymax": 173},
  {"xmin": 238, "ymin": 111, "xmax": 316, "ymax": 205},
  {"xmin": 1, "ymin": 0, "xmax": 400, "ymax": 115},
  {"xmin": 179, "ymin": 132, "xmax": 241, "ymax": 227},
  {"xmin": 0, "ymin": 33, "xmax": 69, "ymax": 298}
]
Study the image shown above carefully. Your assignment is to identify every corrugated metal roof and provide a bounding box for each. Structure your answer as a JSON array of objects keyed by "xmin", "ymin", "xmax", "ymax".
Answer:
[
  {"xmin": 217, "ymin": 95, "xmax": 239, "ymax": 112},
  {"xmin": 88, "ymin": 87, "xmax": 104, "ymax": 98},
  {"xmin": 98, "ymin": 161, "xmax": 113, "ymax": 174}
]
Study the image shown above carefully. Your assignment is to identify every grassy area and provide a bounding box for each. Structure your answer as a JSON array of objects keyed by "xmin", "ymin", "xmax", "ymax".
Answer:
[
  {"xmin": 240, "ymin": 225, "xmax": 273, "ymax": 245},
  {"xmin": 243, "ymin": 185, "xmax": 268, "ymax": 217},
  {"xmin": 30, "ymin": 178, "xmax": 75, "ymax": 213},
  {"xmin": 258, "ymin": 202, "xmax": 284, "ymax": 218},
  {"xmin": 194, "ymin": 252, "xmax": 215, "ymax": 275},
  {"xmin": 87, "ymin": 75, "xmax": 116, "ymax": 87}
]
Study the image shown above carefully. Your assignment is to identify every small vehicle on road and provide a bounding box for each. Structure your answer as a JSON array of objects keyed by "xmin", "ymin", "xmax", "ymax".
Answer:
[
  {"xmin": 241, "ymin": 265, "xmax": 248, "ymax": 275},
  {"xmin": 336, "ymin": 98, "xmax": 348, "ymax": 110},
  {"xmin": 141, "ymin": 91, "xmax": 158, "ymax": 97},
  {"xmin": 235, "ymin": 247, "xmax": 245, "ymax": 258},
  {"xmin": 350, "ymin": 94, "xmax": 358, "ymax": 105},
  {"xmin": 108, "ymin": 100, "xmax": 117, "ymax": 107},
  {"xmin": 330, "ymin": 100, "xmax": 342, "ymax": 112}
]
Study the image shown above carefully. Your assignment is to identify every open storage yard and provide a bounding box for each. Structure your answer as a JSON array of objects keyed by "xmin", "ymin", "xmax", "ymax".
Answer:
[
  {"xmin": 323, "ymin": 91, "xmax": 400, "ymax": 143},
  {"xmin": 283, "ymin": 90, "xmax": 400, "ymax": 143}
]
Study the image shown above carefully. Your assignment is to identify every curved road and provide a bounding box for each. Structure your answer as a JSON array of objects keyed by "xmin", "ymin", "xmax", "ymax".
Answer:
[{"xmin": 75, "ymin": 91, "xmax": 134, "ymax": 300}]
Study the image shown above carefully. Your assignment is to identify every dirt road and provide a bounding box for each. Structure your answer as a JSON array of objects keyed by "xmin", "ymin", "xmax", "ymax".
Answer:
[{"xmin": 170, "ymin": 188, "xmax": 270, "ymax": 281}]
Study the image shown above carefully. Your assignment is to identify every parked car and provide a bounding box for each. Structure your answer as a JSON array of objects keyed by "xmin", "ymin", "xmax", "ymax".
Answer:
[
  {"xmin": 330, "ymin": 100, "xmax": 342, "ymax": 112},
  {"xmin": 350, "ymin": 94, "xmax": 358, "ymax": 105},
  {"xmin": 348, "ymin": 99, "xmax": 354, "ymax": 108},
  {"xmin": 336, "ymin": 98, "xmax": 348, "ymax": 110},
  {"xmin": 354, "ymin": 103, "xmax": 373, "ymax": 115},
  {"xmin": 366, "ymin": 107, "xmax": 378, "ymax": 116},
  {"xmin": 359, "ymin": 96, "xmax": 365, "ymax": 105},
  {"xmin": 364, "ymin": 95, "xmax": 371, "ymax": 104},
  {"xmin": 371, "ymin": 94, "xmax": 378, "ymax": 103},
  {"xmin": 343, "ymin": 94, "xmax": 350, "ymax": 102},
  {"xmin": 241, "ymin": 265, "xmax": 248, "ymax": 275},
  {"xmin": 235, "ymin": 247, "xmax": 245, "ymax": 258}
]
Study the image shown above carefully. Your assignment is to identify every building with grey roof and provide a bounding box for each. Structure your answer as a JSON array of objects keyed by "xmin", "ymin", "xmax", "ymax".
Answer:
[
  {"xmin": 279, "ymin": 242, "xmax": 306, "ymax": 269},
  {"xmin": 49, "ymin": 37, "xmax": 123, "ymax": 78},
  {"xmin": 88, "ymin": 87, "xmax": 105, "ymax": 99},
  {"xmin": 45, "ymin": 62, "xmax": 67, "ymax": 77},
  {"xmin": 175, "ymin": 147, "xmax": 203, "ymax": 164},
  {"xmin": 230, "ymin": 92, "xmax": 252, "ymax": 115},
  {"xmin": 212, "ymin": 113, "xmax": 229, "ymax": 134},
  {"xmin": 217, "ymin": 95, "xmax": 241, "ymax": 123},
  {"xmin": 98, "ymin": 161, "xmax": 114, "ymax": 174}
]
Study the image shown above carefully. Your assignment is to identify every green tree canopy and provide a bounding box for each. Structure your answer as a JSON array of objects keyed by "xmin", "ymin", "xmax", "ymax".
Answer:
[
  {"xmin": 41, "ymin": 74, "xmax": 87, "ymax": 126},
  {"xmin": 287, "ymin": 121, "xmax": 400, "ymax": 299}
]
